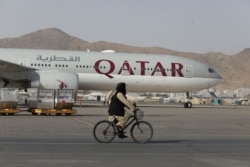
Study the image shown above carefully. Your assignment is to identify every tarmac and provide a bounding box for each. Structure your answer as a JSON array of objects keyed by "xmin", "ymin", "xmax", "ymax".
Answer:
[{"xmin": 0, "ymin": 103, "xmax": 250, "ymax": 167}]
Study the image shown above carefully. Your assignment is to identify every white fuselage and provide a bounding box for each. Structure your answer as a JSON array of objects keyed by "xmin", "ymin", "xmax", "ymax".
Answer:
[{"xmin": 0, "ymin": 48, "xmax": 222, "ymax": 92}]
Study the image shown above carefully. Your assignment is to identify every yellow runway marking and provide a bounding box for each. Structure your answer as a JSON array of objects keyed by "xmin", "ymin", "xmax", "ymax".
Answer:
[{"xmin": 68, "ymin": 117, "xmax": 94, "ymax": 127}]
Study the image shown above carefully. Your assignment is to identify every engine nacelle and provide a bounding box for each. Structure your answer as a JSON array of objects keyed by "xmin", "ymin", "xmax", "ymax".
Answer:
[
  {"xmin": 31, "ymin": 70, "xmax": 79, "ymax": 90},
  {"xmin": 30, "ymin": 70, "xmax": 79, "ymax": 97},
  {"xmin": 0, "ymin": 79, "xmax": 7, "ymax": 87},
  {"xmin": 29, "ymin": 70, "xmax": 79, "ymax": 109}
]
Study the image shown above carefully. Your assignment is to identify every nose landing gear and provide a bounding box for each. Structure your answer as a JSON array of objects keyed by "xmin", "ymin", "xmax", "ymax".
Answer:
[{"xmin": 184, "ymin": 92, "xmax": 192, "ymax": 108}]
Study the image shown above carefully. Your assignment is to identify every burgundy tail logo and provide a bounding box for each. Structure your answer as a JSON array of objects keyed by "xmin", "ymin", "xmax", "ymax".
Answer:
[{"xmin": 57, "ymin": 80, "xmax": 67, "ymax": 89}]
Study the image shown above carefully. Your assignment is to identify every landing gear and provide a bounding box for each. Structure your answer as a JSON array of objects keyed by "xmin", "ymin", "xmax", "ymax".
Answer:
[
  {"xmin": 184, "ymin": 92, "xmax": 192, "ymax": 108},
  {"xmin": 184, "ymin": 102, "xmax": 192, "ymax": 108}
]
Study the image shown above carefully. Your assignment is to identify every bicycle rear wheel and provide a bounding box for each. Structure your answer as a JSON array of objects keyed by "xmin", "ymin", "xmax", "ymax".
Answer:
[
  {"xmin": 130, "ymin": 121, "xmax": 153, "ymax": 144},
  {"xmin": 93, "ymin": 120, "xmax": 116, "ymax": 143}
]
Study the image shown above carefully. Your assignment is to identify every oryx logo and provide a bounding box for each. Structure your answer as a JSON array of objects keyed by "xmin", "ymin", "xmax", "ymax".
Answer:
[{"xmin": 57, "ymin": 80, "xmax": 67, "ymax": 89}]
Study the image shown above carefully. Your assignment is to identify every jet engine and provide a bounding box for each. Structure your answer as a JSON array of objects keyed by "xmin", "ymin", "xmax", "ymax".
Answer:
[
  {"xmin": 29, "ymin": 70, "xmax": 79, "ymax": 109},
  {"xmin": 30, "ymin": 70, "xmax": 79, "ymax": 91}
]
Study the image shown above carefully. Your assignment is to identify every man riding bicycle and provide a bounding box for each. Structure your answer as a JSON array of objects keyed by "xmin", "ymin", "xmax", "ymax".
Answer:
[{"xmin": 108, "ymin": 82, "xmax": 139, "ymax": 138}]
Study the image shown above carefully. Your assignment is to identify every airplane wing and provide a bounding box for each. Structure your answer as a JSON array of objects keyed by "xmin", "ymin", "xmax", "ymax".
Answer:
[
  {"xmin": 0, "ymin": 60, "xmax": 35, "ymax": 73},
  {"xmin": 0, "ymin": 60, "xmax": 36, "ymax": 86}
]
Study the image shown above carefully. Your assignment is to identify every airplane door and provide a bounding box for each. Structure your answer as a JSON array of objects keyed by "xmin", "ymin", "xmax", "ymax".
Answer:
[
  {"xmin": 19, "ymin": 58, "xmax": 28, "ymax": 66},
  {"xmin": 185, "ymin": 65, "xmax": 193, "ymax": 78}
]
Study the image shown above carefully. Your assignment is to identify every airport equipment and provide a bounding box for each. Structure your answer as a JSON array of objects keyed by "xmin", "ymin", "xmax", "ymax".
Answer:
[
  {"xmin": 27, "ymin": 88, "xmax": 76, "ymax": 115},
  {"xmin": 0, "ymin": 88, "xmax": 20, "ymax": 115},
  {"xmin": 93, "ymin": 108, "xmax": 153, "ymax": 144}
]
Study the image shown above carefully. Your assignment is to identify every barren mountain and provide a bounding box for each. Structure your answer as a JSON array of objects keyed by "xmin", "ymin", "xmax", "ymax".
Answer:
[{"xmin": 0, "ymin": 28, "xmax": 249, "ymax": 90}]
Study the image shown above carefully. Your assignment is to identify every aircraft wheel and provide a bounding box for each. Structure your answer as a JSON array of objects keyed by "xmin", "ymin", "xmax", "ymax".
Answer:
[
  {"xmin": 187, "ymin": 102, "xmax": 192, "ymax": 108},
  {"xmin": 184, "ymin": 102, "xmax": 192, "ymax": 108}
]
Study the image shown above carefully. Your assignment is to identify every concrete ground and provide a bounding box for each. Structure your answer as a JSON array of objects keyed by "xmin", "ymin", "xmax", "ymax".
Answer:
[{"xmin": 0, "ymin": 104, "xmax": 250, "ymax": 167}]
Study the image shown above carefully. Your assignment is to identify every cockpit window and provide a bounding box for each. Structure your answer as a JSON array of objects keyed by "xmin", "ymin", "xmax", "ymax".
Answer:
[{"xmin": 208, "ymin": 68, "xmax": 214, "ymax": 73}]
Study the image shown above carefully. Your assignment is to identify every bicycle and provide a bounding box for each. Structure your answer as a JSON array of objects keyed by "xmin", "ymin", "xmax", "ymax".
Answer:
[{"xmin": 93, "ymin": 109, "xmax": 153, "ymax": 144}]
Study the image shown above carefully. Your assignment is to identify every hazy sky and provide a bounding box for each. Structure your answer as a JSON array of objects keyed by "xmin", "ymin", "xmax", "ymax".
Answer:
[{"xmin": 0, "ymin": 0, "xmax": 250, "ymax": 54}]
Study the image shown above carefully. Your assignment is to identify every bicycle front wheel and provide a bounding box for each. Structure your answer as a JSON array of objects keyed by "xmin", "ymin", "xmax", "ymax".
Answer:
[
  {"xmin": 130, "ymin": 121, "xmax": 153, "ymax": 144},
  {"xmin": 93, "ymin": 120, "xmax": 116, "ymax": 143}
]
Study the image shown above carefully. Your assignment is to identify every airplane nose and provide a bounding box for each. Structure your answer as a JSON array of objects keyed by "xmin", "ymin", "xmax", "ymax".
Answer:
[
  {"xmin": 215, "ymin": 71, "xmax": 222, "ymax": 80},
  {"xmin": 206, "ymin": 67, "xmax": 223, "ymax": 87},
  {"xmin": 208, "ymin": 67, "xmax": 222, "ymax": 79},
  {"xmin": 213, "ymin": 72, "xmax": 222, "ymax": 87}
]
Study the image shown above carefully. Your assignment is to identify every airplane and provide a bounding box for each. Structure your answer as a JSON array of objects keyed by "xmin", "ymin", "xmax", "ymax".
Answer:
[{"xmin": 0, "ymin": 48, "xmax": 222, "ymax": 106}]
